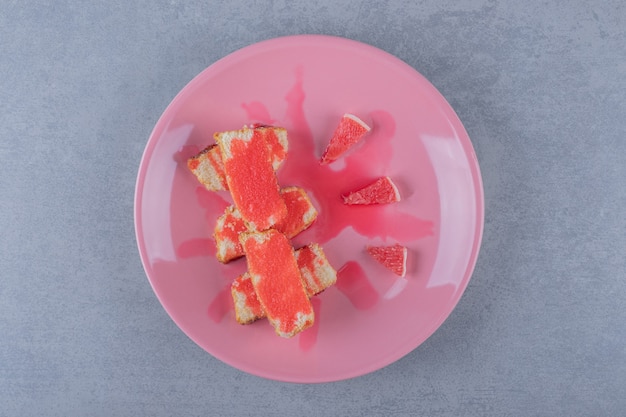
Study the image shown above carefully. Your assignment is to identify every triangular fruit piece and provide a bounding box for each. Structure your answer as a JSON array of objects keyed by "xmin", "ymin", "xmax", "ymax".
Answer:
[
  {"xmin": 320, "ymin": 114, "xmax": 371, "ymax": 164},
  {"xmin": 343, "ymin": 176, "xmax": 400, "ymax": 205},
  {"xmin": 366, "ymin": 244, "xmax": 407, "ymax": 277}
]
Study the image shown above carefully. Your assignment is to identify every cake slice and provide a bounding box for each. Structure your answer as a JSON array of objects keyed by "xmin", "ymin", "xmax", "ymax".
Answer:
[
  {"xmin": 213, "ymin": 187, "xmax": 317, "ymax": 263},
  {"xmin": 215, "ymin": 127, "xmax": 287, "ymax": 231},
  {"xmin": 239, "ymin": 230, "xmax": 314, "ymax": 337},
  {"xmin": 187, "ymin": 126, "xmax": 288, "ymax": 192},
  {"xmin": 320, "ymin": 113, "xmax": 371, "ymax": 164},
  {"xmin": 187, "ymin": 145, "xmax": 228, "ymax": 191},
  {"xmin": 295, "ymin": 243, "xmax": 337, "ymax": 297},
  {"xmin": 214, "ymin": 206, "xmax": 250, "ymax": 263},
  {"xmin": 231, "ymin": 243, "xmax": 337, "ymax": 324},
  {"xmin": 231, "ymin": 273, "xmax": 264, "ymax": 324},
  {"xmin": 342, "ymin": 176, "xmax": 401, "ymax": 205}
]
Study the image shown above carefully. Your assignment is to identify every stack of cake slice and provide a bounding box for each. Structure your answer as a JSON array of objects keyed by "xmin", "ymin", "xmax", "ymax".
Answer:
[{"xmin": 188, "ymin": 125, "xmax": 336, "ymax": 338}]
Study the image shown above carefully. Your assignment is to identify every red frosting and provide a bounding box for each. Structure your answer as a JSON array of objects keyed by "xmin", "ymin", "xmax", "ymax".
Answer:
[
  {"xmin": 220, "ymin": 130, "xmax": 287, "ymax": 230},
  {"xmin": 274, "ymin": 187, "xmax": 316, "ymax": 238},
  {"xmin": 242, "ymin": 230, "xmax": 313, "ymax": 336}
]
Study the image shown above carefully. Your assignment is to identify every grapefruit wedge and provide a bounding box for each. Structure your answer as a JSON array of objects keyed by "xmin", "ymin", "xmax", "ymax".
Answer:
[
  {"xmin": 320, "ymin": 114, "xmax": 371, "ymax": 164},
  {"xmin": 366, "ymin": 244, "xmax": 407, "ymax": 277},
  {"xmin": 342, "ymin": 176, "xmax": 400, "ymax": 205}
]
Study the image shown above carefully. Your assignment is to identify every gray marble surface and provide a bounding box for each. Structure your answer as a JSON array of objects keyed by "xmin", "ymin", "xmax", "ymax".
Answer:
[{"xmin": 1, "ymin": 0, "xmax": 625, "ymax": 415}]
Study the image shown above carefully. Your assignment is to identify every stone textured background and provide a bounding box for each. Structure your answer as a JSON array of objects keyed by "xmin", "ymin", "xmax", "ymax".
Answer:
[{"xmin": 1, "ymin": 0, "xmax": 624, "ymax": 415}]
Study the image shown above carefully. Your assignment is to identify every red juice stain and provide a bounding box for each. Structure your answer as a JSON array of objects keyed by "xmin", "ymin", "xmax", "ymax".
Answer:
[
  {"xmin": 175, "ymin": 187, "xmax": 229, "ymax": 259},
  {"xmin": 335, "ymin": 261, "xmax": 379, "ymax": 310},
  {"xmin": 276, "ymin": 68, "xmax": 431, "ymax": 243},
  {"xmin": 173, "ymin": 145, "xmax": 201, "ymax": 163},
  {"xmin": 177, "ymin": 238, "xmax": 214, "ymax": 258},
  {"xmin": 207, "ymin": 285, "xmax": 232, "ymax": 323},
  {"xmin": 195, "ymin": 186, "xmax": 229, "ymax": 212},
  {"xmin": 299, "ymin": 297, "xmax": 322, "ymax": 351},
  {"xmin": 195, "ymin": 186, "xmax": 231, "ymax": 226},
  {"xmin": 367, "ymin": 208, "xmax": 434, "ymax": 242},
  {"xmin": 242, "ymin": 101, "xmax": 275, "ymax": 125}
]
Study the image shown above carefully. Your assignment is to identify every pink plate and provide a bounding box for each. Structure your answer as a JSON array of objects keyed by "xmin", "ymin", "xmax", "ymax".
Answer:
[{"xmin": 134, "ymin": 35, "xmax": 483, "ymax": 383}]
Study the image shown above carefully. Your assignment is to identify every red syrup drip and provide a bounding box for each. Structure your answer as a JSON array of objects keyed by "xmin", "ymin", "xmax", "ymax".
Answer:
[
  {"xmin": 173, "ymin": 145, "xmax": 201, "ymax": 163},
  {"xmin": 195, "ymin": 186, "xmax": 230, "ymax": 214},
  {"xmin": 299, "ymin": 297, "xmax": 321, "ymax": 351},
  {"xmin": 335, "ymin": 261, "xmax": 379, "ymax": 310},
  {"xmin": 207, "ymin": 284, "xmax": 232, "ymax": 323},
  {"xmin": 177, "ymin": 238, "xmax": 214, "ymax": 258},
  {"xmin": 241, "ymin": 101, "xmax": 276, "ymax": 125},
  {"xmin": 274, "ymin": 68, "xmax": 433, "ymax": 244},
  {"xmin": 176, "ymin": 187, "xmax": 230, "ymax": 259}
]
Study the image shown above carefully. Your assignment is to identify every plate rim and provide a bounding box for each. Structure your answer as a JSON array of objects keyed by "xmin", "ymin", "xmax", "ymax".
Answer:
[{"xmin": 134, "ymin": 34, "xmax": 485, "ymax": 383}]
